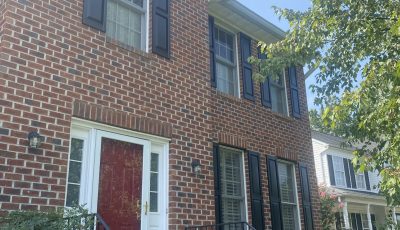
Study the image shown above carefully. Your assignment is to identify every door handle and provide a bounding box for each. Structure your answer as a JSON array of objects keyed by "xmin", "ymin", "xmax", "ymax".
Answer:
[{"xmin": 144, "ymin": 201, "xmax": 149, "ymax": 215}]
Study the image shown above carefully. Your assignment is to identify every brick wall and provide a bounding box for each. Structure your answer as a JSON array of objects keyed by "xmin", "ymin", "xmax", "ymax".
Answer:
[{"xmin": 0, "ymin": 0, "xmax": 321, "ymax": 229}]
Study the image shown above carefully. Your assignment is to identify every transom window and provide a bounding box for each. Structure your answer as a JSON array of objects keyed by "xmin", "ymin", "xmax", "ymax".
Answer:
[
  {"xmin": 219, "ymin": 147, "xmax": 245, "ymax": 224},
  {"xmin": 332, "ymin": 156, "xmax": 346, "ymax": 187},
  {"xmin": 106, "ymin": 0, "xmax": 146, "ymax": 49},
  {"xmin": 270, "ymin": 74, "xmax": 288, "ymax": 114},
  {"xmin": 214, "ymin": 26, "xmax": 238, "ymax": 97},
  {"xmin": 277, "ymin": 161, "xmax": 299, "ymax": 230}
]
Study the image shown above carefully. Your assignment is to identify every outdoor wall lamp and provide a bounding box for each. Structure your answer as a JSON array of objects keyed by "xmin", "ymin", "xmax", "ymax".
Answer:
[
  {"xmin": 27, "ymin": 131, "xmax": 43, "ymax": 149},
  {"xmin": 191, "ymin": 159, "xmax": 201, "ymax": 176}
]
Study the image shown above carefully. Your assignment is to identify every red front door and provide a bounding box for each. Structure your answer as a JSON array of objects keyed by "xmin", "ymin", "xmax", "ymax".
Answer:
[{"xmin": 97, "ymin": 137, "xmax": 144, "ymax": 230}]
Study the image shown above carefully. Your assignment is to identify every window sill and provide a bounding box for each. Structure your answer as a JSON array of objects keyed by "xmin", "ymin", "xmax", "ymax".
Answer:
[{"xmin": 105, "ymin": 36, "xmax": 152, "ymax": 61}]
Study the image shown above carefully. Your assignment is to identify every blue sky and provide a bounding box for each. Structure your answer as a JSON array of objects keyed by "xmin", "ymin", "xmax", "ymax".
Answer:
[{"xmin": 239, "ymin": 0, "xmax": 318, "ymax": 110}]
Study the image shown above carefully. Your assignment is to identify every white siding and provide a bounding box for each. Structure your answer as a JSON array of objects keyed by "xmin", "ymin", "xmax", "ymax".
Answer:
[{"xmin": 311, "ymin": 139, "xmax": 328, "ymax": 185}]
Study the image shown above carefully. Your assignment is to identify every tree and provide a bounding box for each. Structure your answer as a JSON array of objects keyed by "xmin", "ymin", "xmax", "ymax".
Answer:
[{"xmin": 250, "ymin": 0, "xmax": 400, "ymax": 205}]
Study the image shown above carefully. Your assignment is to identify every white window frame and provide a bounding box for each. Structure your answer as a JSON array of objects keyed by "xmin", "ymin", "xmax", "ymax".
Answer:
[
  {"xmin": 277, "ymin": 160, "xmax": 301, "ymax": 230},
  {"xmin": 218, "ymin": 146, "xmax": 248, "ymax": 223},
  {"xmin": 360, "ymin": 213, "xmax": 370, "ymax": 230},
  {"xmin": 332, "ymin": 156, "xmax": 347, "ymax": 187},
  {"xmin": 106, "ymin": 0, "xmax": 149, "ymax": 51},
  {"xmin": 213, "ymin": 24, "xmax": 240, "ymax": 97}
]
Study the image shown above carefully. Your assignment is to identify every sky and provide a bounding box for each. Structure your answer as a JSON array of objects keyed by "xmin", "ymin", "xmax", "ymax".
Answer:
[{"xmin": 239, "ymin": 0, "xmax": 318, "ymax": 110}]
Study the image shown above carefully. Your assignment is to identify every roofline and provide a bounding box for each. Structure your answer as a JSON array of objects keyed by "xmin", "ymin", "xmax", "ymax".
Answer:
[{"xmin": 213, "ymin": 0, "xmax": 286, "ymax": 40}]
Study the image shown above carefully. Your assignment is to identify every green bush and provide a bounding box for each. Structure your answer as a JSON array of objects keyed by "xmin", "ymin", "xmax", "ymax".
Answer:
[
  {"xmin": 319, "ymin": 187, "xmax": 342, "ymax": 230},
  {"xmin": 0, "ymin": 205, "xmax": 94, "ymax": 230}
]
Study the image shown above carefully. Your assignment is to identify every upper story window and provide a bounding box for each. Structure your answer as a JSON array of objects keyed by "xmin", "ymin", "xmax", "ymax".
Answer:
[
  {"xmin": 270, "ymin": 74, "xmax": 288, "ymax": 115},
  {"xmin": 277, "ymin": 161, "xmax": 300, "ymax": 230},
  {"xmin": 214, "ymin": 26, "xmax": 239, "ymax": 97},
  {"xmin": 332, "ymin": 156, "xmax": 346, "ymax": 187},
  {"xmin": 106, "ymin": 0, "xmax": 147, "ymax": 49},
  {"xmin": 356, "ymin": 172, "xmax": 366, "ymax": 189}
]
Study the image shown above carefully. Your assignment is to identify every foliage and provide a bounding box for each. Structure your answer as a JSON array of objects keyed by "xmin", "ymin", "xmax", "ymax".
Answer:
[
  {"xmin": 250, "ymin": 0, "xmax": 400, "ymax": 205},
  {"xmin": 0, "ymin": 205, "xmax": 94, "ymax": 230},
  {"xmin": 319, "ymin": 187, "xmax": 342, "ymax": 230},
  {"xmin": 377, "ymin": 213, "xmax": 400, "ymax": 230}
]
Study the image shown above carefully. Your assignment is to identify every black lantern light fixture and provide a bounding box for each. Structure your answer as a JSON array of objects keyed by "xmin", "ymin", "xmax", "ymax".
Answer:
[
  {"xmin": 191, "ymin": 159, "xmax": 201, "ymax": 176},
  {"xmin": 27, "ymin": 131, "xmax": 43, "ymax": 149}
]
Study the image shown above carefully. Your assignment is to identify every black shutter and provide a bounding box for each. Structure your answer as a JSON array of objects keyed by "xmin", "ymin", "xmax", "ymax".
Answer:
[
  {"xmin": 365, "ymin": 171, "xmax": 371, "ymax": 190},
  {"xmin": 267, "ymin": 156, "xmax": 282, "ymax": 230},
  {"xmin": 355, "ymin": 214, "xmax": 363, "ymax": 230},
  {"xmin": 299, "ymin": 163, "xmax": 314, "ymax": 230},
  {"xmin": 348, "ymin": 159, "xmax": 357, "ymax": 188},
  {"xmin": 152, "ymin": 0, "xmax": 170, "ymax": 58},
  {"xmin": 344, "ymin": 158, "xmax": 351, "ymax": 188},
  {"xmin": 208, "ymin": 16, "xmax": 216, "ymax": 87},
  {"xmin": 82, "ymin": 0, "xmax": 107, "ymax": 32},
  {"xmin": 248, "ymin": 152, "xmax": 265, "ymax": 230},
  {"xmin": 258, "ymin": 49, "xmax": 271, "ymax": 108},
  {"xmin": 327, "ymin": 155, "xmax": 336, "ymax": 186},
  {"xmin": 288, "ymin": 66, "xmax": 300, "ymax": 118},
  {"xmin": 213, "ymin": 144, "xmax": 222, "ymax": 225},
  {"xmin": 240, "ymin": 33, "xmax": 254, "ymax": 101}
]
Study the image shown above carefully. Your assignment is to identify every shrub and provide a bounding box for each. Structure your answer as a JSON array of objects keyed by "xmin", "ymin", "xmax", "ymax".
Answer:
[{"xmin": 0, "ymin": 205, "xmax": 94, "ymax": 230}]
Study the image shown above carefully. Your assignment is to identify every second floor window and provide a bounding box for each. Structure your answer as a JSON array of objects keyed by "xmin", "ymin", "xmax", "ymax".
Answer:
[
  {"xmin": 332, "ymin": 156, "xmax": 346, "ymax": 187},
  {"xmin": 356, "ymin": 172, "xmax": 366, "ymax": 189},
  {"xmin": 214, "ymin": 26, "xmax": 238, "ymax": 96},
  {"xmin": 270, "ymin": 74, "xmax": 288, "ymax": 115},
  {"xmin": 106, "ymin": 0, "xmax": 146, "ymax": 49}
]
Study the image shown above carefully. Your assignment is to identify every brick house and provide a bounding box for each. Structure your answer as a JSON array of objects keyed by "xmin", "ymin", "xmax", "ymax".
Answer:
[{"xmin": 0, "ymin": 0, "xmax": 321, "ymax": 229}]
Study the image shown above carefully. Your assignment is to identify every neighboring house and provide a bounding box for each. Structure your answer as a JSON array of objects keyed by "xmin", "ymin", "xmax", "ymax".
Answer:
[
  {"xmin": 0, "ymin": 0, "xmax": 320, "ymax": 229},
  {"xmin": 312, "ymin": 131, "xmax": 399, "ymax": 230}
]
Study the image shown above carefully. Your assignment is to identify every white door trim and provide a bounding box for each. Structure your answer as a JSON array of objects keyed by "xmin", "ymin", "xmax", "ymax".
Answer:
[{"xmin": 69, "ymin": 118, "xmax": 170, "ymax": 230}]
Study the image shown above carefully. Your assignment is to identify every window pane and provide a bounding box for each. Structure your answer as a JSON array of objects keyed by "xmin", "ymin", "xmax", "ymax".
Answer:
[
  {"xmin": 216, "ymin": 62, "xmax": 236, "ymax": 96},
  {"xmin": 70, "ymin": 138, "xmax": 83, "ymax": 161},
  {"xmin": 150, "ymin": 173, "xmax": 158, "ymax": 191},
  {"xmin": 106, "ymin": 0, "xmax": 143, "ymax": 49},
  {"xmin": 219, "ymin": 147, "xmax": 244, "ymax": 224},
  {"xmin": 278, "ymin": 162, "xmax": 295, "ymax": 203},
  {"xmin": 356, "ymin": 174, "xmax": 366, "ymax": 189},
  {"xmin": 151, "ymin": 153, "xmax": 159, "ymax": 172},
  {"xmin": 66, "ymin": 184, "xmax": 80, "ymax": 207},
  {"xmin": 221, "ymin": 197, "xmax": 242, "ymax": 224},
  {"xmin": 281, "ymin": 204, "xmax": 296, "ymax": 230},
  {"xmin": 333, "ymin": 156, "xmax": 346, "ymax": 187},
  {"xmin": 68, "ymin": 161, "xmax": 82, "ymax": 184},
  {"xmin": 150, "ymin": 192, "xmax": 158, "ymax": 212}
]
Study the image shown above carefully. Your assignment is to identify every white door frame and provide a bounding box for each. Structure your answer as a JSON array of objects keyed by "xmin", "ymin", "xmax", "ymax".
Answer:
[{"xmin": 69, "ymin": 118, "xmax": 170, "ymax": 230}]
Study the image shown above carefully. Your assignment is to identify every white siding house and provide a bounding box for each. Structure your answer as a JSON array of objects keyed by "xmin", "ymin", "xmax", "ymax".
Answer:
[{"xmin": 312, "ymin": 131, "xmax": 398, "ymax": 230}]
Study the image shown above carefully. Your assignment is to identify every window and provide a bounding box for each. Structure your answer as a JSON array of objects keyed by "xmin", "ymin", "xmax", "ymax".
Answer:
[
  {"xmin": 66, "ymin": 138, "xmax": 84, "ymax": 207},
  {"xmin": 270, "ymin": 73, "xmax": 288, "ymax": 114},
  {"xmin": 106, "ymin": 0, "xmax": 146, "ymax": 49},
  {"xmin": 214, "ymin": 26, "xmax": 238, "ymax": 96},
  {"xmin": 332, "ymin": 156, "xmax": 346, "ymax": 187},
  {"xmin": 356, "ymin": 173, "xmax": 366, "ymax": 189},
  {"xmin": 277, "ymin": 161, "xmax": 299, "ymax": 230},
  {"xmin": 149, "ymin": 153, "xmax": 159, "ymax": 212},
  {"xmin": 360, "ymin": 214, "xmax": 370, "ymax": 230},
  {"xmin": 219, "ymin": 147, "xmax": 245, "ymax": 223}
]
